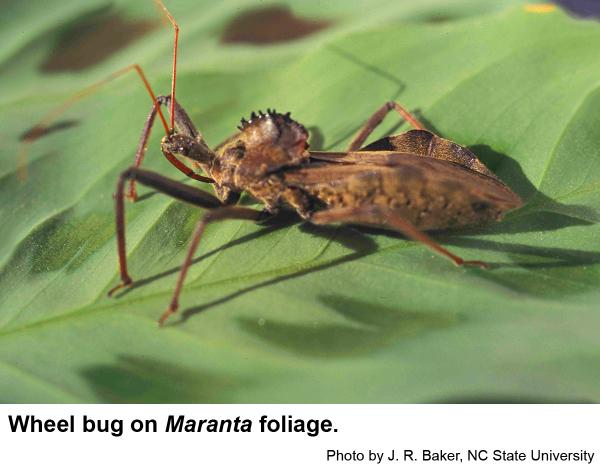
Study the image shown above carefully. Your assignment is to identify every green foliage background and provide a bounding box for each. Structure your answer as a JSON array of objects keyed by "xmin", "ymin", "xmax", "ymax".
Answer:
[{"xmin": 1, "ymin": 0, "xmax": 599, "ymax": 402}]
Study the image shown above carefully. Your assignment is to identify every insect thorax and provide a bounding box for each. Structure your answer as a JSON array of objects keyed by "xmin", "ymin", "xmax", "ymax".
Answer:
[{"xmin": 211, "ymin": 110, "xmax": 310, "ymax": 189}]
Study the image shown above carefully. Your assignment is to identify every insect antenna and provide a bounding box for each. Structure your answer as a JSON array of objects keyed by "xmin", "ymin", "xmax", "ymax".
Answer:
[{"xmin": 155, "ymin": 0, "xmax": 179, "ymax": 131}]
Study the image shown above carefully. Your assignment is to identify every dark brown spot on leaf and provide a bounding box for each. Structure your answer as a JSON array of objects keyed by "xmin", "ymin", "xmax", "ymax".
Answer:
[
  {"xmin": 221, "ymin": 6, "xmax": 332, "ymax": 44},
  {"xmin": 20, "ymin": 120, "xmax": 79, "ymax": 142},
  {"xmin": 41, "ymin": 6, "xmax": 158, "ymax": 72},
  {"xmin": 421, "ymin": 14, "xmax": 455, "ymax": 23}
]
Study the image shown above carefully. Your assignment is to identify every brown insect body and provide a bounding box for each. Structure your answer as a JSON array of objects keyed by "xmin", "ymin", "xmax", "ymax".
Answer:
[
  {"xmin": 160, "ymin": 108, "xmax": 314, "ymax": 214},
  {"xmin": 162, "ymin": 110, "xmax": 521, "ymax": 232},
  {"xmin": 285, "ymin": 156, "xmax": 521, "ymax": 231},
  {"xmin": 303, "ymin": 129, "xmax": 521, "ymax": 230},
  {"xmin": 212, "ymin": 110, "xmax": 313, "ymax": 215},
  {"xmin": 24, "ymin": 2, "xmax": 524, "ymax": 325}
]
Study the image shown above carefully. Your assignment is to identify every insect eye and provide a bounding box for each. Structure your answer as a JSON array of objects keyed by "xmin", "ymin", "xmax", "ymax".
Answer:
[{"xmin": 235, "ymin": 142, "xmax": 246, "ymax": 158}]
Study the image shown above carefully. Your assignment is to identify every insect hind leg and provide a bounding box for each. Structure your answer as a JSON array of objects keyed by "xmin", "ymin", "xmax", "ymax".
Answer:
[
  {"xmin": 310, "ymin": 205, "xmax": 489, "ymax": 269},
  {"xmin": 347, "ymin": 101, "xmax": 426, "ymax": 151}
]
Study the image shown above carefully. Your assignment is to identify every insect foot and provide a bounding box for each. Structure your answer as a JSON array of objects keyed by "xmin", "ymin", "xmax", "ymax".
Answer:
[
  {"xmin": 107, "ymin": 277, "xmax": 133, "ymax": 297},
  {"xmin": 456, "ymin": 259, "xmax": 490, "ymax": 270},
  {"xmin": 158, "ymin": 301, "xmax": 178, "ymax": 327}
]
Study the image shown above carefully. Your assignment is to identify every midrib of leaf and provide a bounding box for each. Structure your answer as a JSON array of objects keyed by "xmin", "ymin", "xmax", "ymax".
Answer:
[
  {"xmin": 1, "ymin": 203, "xmax": 594, "ymax": 340},
  {"xmin": 1, "ymin": 257, "xmax": 596, "ymax": 349},
  {"xmin": 0, "ymin": 234, "xmax": 465, "ymax": 338}
]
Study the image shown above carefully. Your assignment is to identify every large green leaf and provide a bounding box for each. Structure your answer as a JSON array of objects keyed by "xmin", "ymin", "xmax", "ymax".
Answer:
[{"xmin": 1, "ymin": 0, "xmax": 599, "ymax": 402}]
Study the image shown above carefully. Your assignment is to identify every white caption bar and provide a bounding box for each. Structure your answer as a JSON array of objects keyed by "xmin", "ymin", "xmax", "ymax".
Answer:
[{"xmin": 1, "ymin": 405, "xmax": 597, "ymax": 466}]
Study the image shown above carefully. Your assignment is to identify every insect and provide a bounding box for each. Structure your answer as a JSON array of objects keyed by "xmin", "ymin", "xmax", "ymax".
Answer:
[{"xmin": 23, "ymin": 1, "xmax": 522, "ymax": 326}]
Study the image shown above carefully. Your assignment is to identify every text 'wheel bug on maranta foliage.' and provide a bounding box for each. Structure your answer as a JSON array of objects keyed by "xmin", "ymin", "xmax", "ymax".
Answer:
[{"xmin": 23, "ymin": 0, "xmax": 522, "ymax": 326}]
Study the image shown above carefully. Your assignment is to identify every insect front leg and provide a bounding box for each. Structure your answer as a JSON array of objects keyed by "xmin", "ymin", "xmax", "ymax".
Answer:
[
  {"xmin": 158, "ymin": 205, "xmax": 262, "ymax": 326},
  {"xmin": 107, "ymin": 166, "xmax": 262, "ymax": 326},
  {"xmin": 348, "ymin": 101, "xmax": 426, "ymax": 151},
  {"xmin": 310, "ymin": 206, "xmax": 489, "ymax": 269},
  {"xmin": 108, "ymin": 167, "xmax": 224, "ymax": 297}
]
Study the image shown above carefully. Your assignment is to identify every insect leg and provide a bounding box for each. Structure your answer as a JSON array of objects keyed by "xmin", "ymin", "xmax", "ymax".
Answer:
[
  {"xmin": 108, "ymin": 167, "xmax": 223, "ymax": 298},
  {"xmin": 310, "ymin": 206, "xmax": 489, "ymax": 269},
  {"xmin": 158, "ymin": 205, "xmax": 262, "ymax": 326},
  {"xmin": 18, "ymin": 64, "xmax": 169, "ymax": 180},
  {"xmin": 347, "ymin": 101, "xmax": 425, "ymax": 151}
]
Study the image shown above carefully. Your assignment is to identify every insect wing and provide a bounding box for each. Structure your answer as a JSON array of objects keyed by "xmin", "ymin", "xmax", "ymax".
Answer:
[
  {"xmin": 310, "ymin": 129, "xmax": 498, "ymax": 181},
  {"xmin": 285, "ymin": 155, "xmax": 523, "ymax": 220}
]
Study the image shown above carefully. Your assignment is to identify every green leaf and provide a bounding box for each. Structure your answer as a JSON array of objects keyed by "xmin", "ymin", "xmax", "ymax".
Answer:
[{"xmin": 1, "ymin": 0, "xmax": 599, "ymax": 402}]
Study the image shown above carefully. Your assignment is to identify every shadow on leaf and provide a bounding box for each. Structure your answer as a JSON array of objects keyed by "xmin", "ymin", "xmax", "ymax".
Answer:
[
  {"xmin": 81, "ymin": 355, "xmax": 251, "ymax": 403},
  {"xmin": 237, "ymin": 294, "xmax": 458, "ymax": 358},
  {"xmin": 174, "ymin": 224, "xmax": 378, "ymax": 325},
  {"xmin": 471, "ymin": 144, "xmax": 598, "ymax": 225},
  {"xmin": 117, "ymin": 210, "xmax": 300, "ymax": 297}
]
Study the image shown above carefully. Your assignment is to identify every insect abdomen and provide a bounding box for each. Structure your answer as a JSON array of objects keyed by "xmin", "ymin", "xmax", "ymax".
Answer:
[{"xmin": 302, "ymin": 164, "xmax": 513, "ymax": 231}]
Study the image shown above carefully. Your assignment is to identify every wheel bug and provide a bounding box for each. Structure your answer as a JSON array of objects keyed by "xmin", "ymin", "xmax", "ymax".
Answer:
[{"xmin": 23, "ymin": 1, "xmax": 522, "ymax": 326}]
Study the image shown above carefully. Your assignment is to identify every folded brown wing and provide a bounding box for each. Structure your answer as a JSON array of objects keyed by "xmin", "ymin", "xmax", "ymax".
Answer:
[
  {"xmin": 284, "ymin": 155, "xmax": 522, "ymax": 231},
  {"xmin": 310, "ymin": 129, "xmax": 498, "ymax": 181}
]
